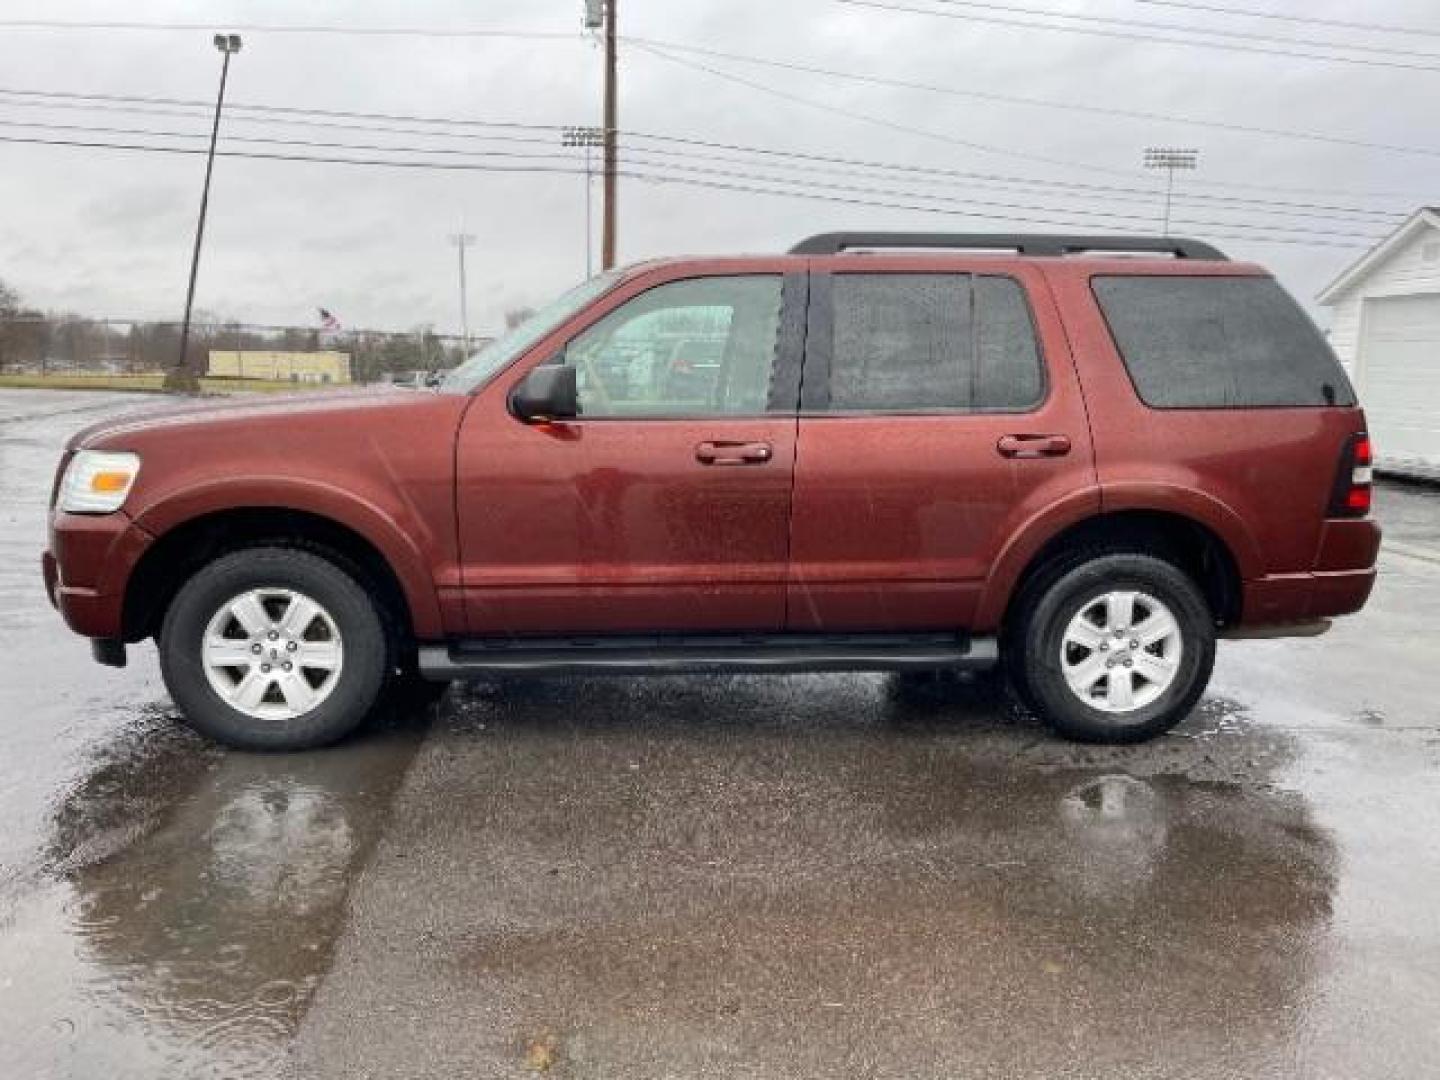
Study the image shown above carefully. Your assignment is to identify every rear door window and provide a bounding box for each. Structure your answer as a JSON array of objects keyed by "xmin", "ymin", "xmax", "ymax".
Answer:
[
  {"xmin": 820, "ymin": 273, "xmax": 1044, "ymax": 412},
  {"xmin": 1092, "ymin": 275, "xmax": 1356, "ymax": 408}
]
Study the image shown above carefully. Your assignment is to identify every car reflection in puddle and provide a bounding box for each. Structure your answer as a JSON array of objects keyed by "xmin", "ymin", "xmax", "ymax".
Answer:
[
  {"xmin": 297, "ymin": 675, "xmax": 1338, "ymax": 1078},
  {"xmin": 2, "ymin": 701, "xmax": 430, "ymax": 1080}
]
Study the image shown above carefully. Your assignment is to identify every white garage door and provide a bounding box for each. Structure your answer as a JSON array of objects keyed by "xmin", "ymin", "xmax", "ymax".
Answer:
[{"xmin": 1359, "ymin": 293, "xmax": 1440, "ymax": 480}]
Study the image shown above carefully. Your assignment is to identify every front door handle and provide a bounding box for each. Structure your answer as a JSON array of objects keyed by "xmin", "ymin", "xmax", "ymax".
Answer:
[
  {"xmin": 997, "ymin": 433, "xmax": 1072, "ymax": 458},
  {"xmin": 695, "ymin": 440, "xmax": 773, "ymax": 465}
]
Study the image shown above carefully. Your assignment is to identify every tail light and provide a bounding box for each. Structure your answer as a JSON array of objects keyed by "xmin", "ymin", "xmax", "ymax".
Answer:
[{"xmin": 1328, "ymin": 433, "xmax": 1373, "ymax": 518}]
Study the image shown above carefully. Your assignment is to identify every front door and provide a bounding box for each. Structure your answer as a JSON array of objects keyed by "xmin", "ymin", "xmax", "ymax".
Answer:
[
  {"xmin": 787, "ymin": 264, "xmax": 1097, "ymax": 631},
  {"xmin": 455, "ymin": 268, "xmax": 804, "ymax": 636}
]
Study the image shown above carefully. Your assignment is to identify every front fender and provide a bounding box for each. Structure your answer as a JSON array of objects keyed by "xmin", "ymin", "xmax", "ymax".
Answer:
[{"xmin": 131, "ymin": 477, "xmax": 446, "ymax": 639}]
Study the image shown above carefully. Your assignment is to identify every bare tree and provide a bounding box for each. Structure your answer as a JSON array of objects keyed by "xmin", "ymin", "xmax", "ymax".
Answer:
[{"xmin": 0, "ymin": 278, "xmax": 19, "ymax": 373}]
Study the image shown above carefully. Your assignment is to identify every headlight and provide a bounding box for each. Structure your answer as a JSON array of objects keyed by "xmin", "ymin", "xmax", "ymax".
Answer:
[{"xmin": 58, "ymin": 450, "xmax": 142, "ymax": 513}]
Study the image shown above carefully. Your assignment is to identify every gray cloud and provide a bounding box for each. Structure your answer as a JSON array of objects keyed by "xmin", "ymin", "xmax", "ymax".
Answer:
[{"xmin": 1, "ymin": 0, "xmax": 1434, "ymax": 333}]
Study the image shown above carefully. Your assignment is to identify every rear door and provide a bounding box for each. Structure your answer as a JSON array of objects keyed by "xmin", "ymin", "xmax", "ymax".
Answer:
[{"xmin": 786, "ymin": 261, "xmax": 1097, "ymax": 631}]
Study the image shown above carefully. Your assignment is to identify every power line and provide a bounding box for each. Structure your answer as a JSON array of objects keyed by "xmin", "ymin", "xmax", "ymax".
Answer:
[
  {"xmin": 0, "ymin": 20, "xmax": 583, "ymax": 41},
  {"xmin": 919, "ymin": 0, "xmax": 1440, "ymax": 60},
  {"xmin": 6, "ymin": 18, "xmax": 1440, "ymax": 163},
  {"xmin": 1132, "ymin": 0, "xmax": 1440, "ymax": 40},
  {"xmin": 0, "ymin": 114, "xmax": 1401, "ymax": 231},
  {"xmin": 625, "ymin": 171, "xmax": 1379, "ymax": 250},
  {"xmin": 6, "ymin": 71, "xmax": 1438, "ymax": 199},
  {"xmin": 4, "ymin": 14, "xmax": 1436, "ymax": 175},
  {"xmin": 611, "ymin": 138, "xmax": 1405, "ymax": 225},
  {"xmin": 0, "ymin": 85, "xmax": 569, "ymax": 136},
  {"xmin": 837, "ymin": 0, "xmax": 1440, "ymax": 74},
  {"xmin": 619, "ymin": 150, "xmax": 1384, "ymax": 240},
  {"xmin": 2, "ymin": 80, "xmax": 1430, "ymax": 206},
  {"xmin": 629, "ymin": 39, "xmax": 1139, "ymax": 180},
  {"xmin": 0, "ymin": 109, "xmax": 1402, "ymax": 226},
  {"xmin": 0, "ymin": 130, "xmax": 1385, "ymax": 248},
  {"xmin": 625, "ymin": 37, "xmax": 1440, "ymax": 165},
  {"xmin": 629, "ymin": 40, "xmax": 1434, "ymax": 205},
  {"xmin": 0, "ymin": 117, "xmax": 583, "ymax": 166},
  {"xmin": 6, "ymin": 8, "xmax": 1436, "ymax": 48}
]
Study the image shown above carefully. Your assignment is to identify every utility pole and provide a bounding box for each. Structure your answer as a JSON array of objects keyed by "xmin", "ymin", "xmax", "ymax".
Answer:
[
  {"xmin": 1143, "ymin": 147, "xmax": 1199, "ymax": 236},
  {"xmin": 449, "ymin": 232, "xmax": 475, "ymax": 350},
  {"xmin": 562, "ymin": 126, "xmax": 603, "ymax": 277},
  {"xmin": 601, "ymin": 0, "xmax": 618, "ymax": 269},
  {"xmin": 169, "ymin": 33, "xmax": 241, "ymax": 392}
]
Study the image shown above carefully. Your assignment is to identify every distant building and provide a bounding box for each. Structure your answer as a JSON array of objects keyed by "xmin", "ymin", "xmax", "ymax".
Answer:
[
  {"xmin": 207, "ymin": 350, "xmax": 352, "ymax": 384},
  {"xmin": 1318, "ymin": 207, "xmax": 1440, "ymax": 480}
]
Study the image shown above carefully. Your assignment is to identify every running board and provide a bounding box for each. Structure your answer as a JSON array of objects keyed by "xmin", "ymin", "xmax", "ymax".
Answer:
[{"xmin": 418, "ymin": 632, "xmax": 998, "ymax": 680}]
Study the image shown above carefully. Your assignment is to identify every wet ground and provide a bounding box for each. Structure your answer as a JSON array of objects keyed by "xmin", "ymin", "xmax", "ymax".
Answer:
[{"xmin": 2, "ymin": 388, "xmax": 1439, "ymax": 1078}]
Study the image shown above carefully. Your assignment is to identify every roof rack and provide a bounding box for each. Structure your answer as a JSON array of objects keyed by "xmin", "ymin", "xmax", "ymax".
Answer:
[{"xmin": 789, "ymin": 232, "xmax": 1227, "ymax": 260}]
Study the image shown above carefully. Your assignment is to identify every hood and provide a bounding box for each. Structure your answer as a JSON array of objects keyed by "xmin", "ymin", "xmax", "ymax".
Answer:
[{"xmin": 66, "ymin": 386, "xmax": 428, "ymax": 451}]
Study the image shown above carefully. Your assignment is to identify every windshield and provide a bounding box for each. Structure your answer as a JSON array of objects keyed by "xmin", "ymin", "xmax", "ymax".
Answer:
[{"xmin": 440, "ymin": 271, "xmax": 623, "ymax": 392}]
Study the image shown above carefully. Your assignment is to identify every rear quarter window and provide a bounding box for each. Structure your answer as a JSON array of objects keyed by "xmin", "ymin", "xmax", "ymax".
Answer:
[{"xmin": 1092, "ymin": 275, "xmax": 1356, "ymax": 409}]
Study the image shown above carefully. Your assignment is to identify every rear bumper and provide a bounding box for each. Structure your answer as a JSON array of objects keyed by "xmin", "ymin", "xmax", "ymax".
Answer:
[
  {"xmin": 1241, "ymin": 568, "xmax": 1376, "ymax": 624},
  {"xmin": 1240, "ymin": 518, "xmax": 1380, "ymax": 626},
  {"xmin": 44, "ymin": 510, "xmax": 153, "ymax": 640}
]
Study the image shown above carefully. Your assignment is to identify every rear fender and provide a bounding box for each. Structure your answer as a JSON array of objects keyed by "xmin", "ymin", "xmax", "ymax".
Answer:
[
  {"xmin": 974, "ymin": 486, "xmax": 1101, "ymax": 630},
  {"xmin": 974, "ymin": 483, "xmax": 1259, "ymax": 630}
]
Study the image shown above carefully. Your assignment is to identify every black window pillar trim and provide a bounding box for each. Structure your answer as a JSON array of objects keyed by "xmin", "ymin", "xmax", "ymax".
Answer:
[
  {"xmin": 769, "ymin": 270, "xmax": 810, "ymax": 414},
  {"xmin": 800, "ymin": 270, "xmax": 834, "ymax": 412}
]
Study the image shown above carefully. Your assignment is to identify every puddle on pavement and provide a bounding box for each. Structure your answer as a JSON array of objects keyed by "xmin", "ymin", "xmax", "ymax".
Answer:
[
  {"xmin": 1, "ymin": 697, "xmax": 433, "ymax": 1079},
  {"xmin": 298, "ymin": 675, "xmax": 1340, "ymax": 1078}
]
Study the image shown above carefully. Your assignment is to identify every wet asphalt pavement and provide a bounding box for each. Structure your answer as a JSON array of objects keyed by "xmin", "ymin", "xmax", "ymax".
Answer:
[{"xmin": 2, "ymin": 388, "xmax": 1439, "ymax": 1079}]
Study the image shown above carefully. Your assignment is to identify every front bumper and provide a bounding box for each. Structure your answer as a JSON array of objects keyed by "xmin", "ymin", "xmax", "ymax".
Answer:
[{"xmin": 44, "ymin": 510, "xmax": 154, "ymax": 640}]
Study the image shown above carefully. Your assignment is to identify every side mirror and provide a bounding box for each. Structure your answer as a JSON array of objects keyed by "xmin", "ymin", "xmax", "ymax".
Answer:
[{"xmin": 511, "ymin": 364, "xmax": 578, "ymax": 422}]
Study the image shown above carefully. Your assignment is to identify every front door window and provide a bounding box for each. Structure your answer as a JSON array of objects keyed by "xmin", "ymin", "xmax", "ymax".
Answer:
[{"xmin": 561, "ymin": 275, "xmax": 784, "ymax": 417}]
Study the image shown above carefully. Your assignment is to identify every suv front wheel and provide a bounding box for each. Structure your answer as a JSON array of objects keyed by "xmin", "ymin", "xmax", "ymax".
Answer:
[
  {"xmin": 1008, "ymin": 552, "xmax": 1216, "ymax": 743},
  {"xmin": 159, "ymin": 547, "xmax": 389, "ymax": 750}
]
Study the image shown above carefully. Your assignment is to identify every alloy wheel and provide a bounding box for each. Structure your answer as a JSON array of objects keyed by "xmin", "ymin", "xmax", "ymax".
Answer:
[
  {"xmin": 201, "ymin": 588, "xmax": 345, "ymax": 720},
  {"xmin": 1059, "ymin": 589, "xmax": 1183, "ymax": 713}
]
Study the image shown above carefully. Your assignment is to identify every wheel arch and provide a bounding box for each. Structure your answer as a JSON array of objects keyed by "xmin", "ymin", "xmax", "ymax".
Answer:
[
  {"xmin": 979, "ymin": 505, "xmax": 1247, "ymax": 632},
  {"xmin": 123, "ymin": 499, "xmax": 441, "ymax": 647}
]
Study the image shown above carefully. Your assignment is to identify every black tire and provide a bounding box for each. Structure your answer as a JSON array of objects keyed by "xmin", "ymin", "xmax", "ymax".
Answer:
[
  {"xmin": 1006, "ymin": 552, "xmax": 1215, "ymax": 744},
  {"xmin": 159, "ymin": 547, "xmax": 389, "ymax": 751}
]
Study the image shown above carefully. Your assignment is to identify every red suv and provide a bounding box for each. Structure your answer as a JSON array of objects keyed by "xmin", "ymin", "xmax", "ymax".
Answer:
[{"xmin": 43, "ymin": 233, "xmax": 1380, "ymax": 750}]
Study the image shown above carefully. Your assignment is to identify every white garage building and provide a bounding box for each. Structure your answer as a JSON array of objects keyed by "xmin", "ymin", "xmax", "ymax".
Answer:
[{"xmin": 1318, "ymin": 207, "xmax": 1440, "ymax": 480}]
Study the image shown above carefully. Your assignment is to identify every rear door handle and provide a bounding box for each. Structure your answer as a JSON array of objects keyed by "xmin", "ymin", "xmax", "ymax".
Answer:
[
  {"xmin": 997, "ymin": 433, "xmax": 1072, "ymax": 458},
  {"xmin": 695, "ymin": 440, "xmax": 773, "ymax": 465}
]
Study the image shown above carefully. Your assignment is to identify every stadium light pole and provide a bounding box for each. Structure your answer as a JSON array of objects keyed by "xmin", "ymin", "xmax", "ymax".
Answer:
[
  {"xmin": 169, "ymin": 33, "xmax": 242, "ymax": 392},
  {"xmin": 1143, "ymin": 147, "xmax": 1199, "ymax": 236},
  {"xmin": 562, "ymin": 126, "xmax": 603, "ymax": 277}
]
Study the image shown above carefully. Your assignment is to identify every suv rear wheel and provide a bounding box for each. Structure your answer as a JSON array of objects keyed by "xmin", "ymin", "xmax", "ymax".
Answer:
[
  {"xmin": 159, "ymin": 547, "xmax": 388, "ymax": 750},
  {"xmin": 1008, "ymin": 552, "xmax": 1215, "ymax": 743}
]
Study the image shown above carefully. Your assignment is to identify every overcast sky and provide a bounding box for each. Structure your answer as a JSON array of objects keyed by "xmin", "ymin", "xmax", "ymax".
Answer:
[{"xmin": 0, "ymin": 0, "xmax": 1436, "ymax": 335}]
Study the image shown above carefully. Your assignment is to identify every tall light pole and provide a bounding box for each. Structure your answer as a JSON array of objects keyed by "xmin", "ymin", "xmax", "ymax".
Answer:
[
  {"xmin": 1143, "ymin": 147, "xmax": 1199, "ymax": 236},
  {"xmin": 562, "ymin": 126, "xmax": 603, "ymax": 277},
  {"xmin": 448, "ymin": 232, "xmax": 475, "ymax": 352},
  {"xmin": 168, "ymin": 33, "xmax": 241, "ymax": 392}
]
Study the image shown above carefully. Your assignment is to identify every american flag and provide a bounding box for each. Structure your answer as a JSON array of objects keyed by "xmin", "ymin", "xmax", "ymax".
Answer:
[{"xmin": 318, "ymin": 307, "xmax": 341, "ymax": 332}]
